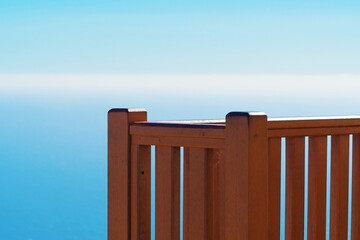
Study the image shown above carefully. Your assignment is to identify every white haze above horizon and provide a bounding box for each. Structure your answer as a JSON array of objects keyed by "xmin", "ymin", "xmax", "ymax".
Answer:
[
  {"xmin": 1, "ymin": 74, "xmax": 359, "ymax": 119},
  {"xmin": 1, "ymin": 74, "xmax": 359, "ymax": 97}
]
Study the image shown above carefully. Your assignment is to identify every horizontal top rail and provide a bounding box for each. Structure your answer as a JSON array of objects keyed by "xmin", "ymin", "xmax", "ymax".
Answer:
[
  {"xmin": 268, "ymin": 115, "xmax": 360, "ymax": 129},
  {"xmin": 138, "ymin": 119, "xmax": 225, "ymax": 124},
  {"xmin": 268, "ymin": 116, "xmax": 360, "ymax": 137},
  {"xmin": 130, "ymin": 121, "xmax": 226, "ymax": 139},
  {"xmin": 129, "ymin": 115, "xmax": 360, "ymax": 139}
]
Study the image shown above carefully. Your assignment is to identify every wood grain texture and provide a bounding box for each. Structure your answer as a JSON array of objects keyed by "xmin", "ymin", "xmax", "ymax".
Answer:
[
  {"xmin": 131, "ymin": 145, "xmax": 151, "ymax": 240},
  {"xmin": 330, "ymin": 135, "xmax": 349, "ymax": 240},
  {"xmin": 183, "ymin": 148, "xmax": 220, "ymax": 240},
  {"xmin": 183, "ymin": 148, "xmax": 206, "ymax": 240},
  {"xmin": 269, "ymin": 116, "xmax": 360, "ymax": 129},
  {"xmin": 223, "ymin": 112, "xmax": 268, "ymax": 240},
  {"xmin": 307, "ymin": 136, "xmax": 327, "ymax": 240},
  {"xmin": 269, "ymin": 126, "xmax": 360, "ymax": 137},
  {"xmin": 140, "ymin": 119, "xmax": 225, "ymax": 124},
  {"xmin": 285, "ymin": 137, "xmax": 305, "ymax": 240},
  {"xmin": 352, "ymin": 134, "xmax": 360, "ymax": 240},
  {"xmin": 132, "ymin": 135, "xmax": 225, "ymax": 149},
  {"xmin": 155, "ymin": 146, "xmax": 180, "ymax": 240},
  {"xmin": 268, "ymin": 138, "xmax": 281, "ymax": 240},
  {"xmin": 130, "ymin": 123, "xmax": 225, "ymax": 138},
  {"xmin": 217, "ymin": 149, "xmax": 225, "ymax": 240},
  {"xmin": 205, "ymin": 149, "xmax": 221, "ymax": 240},
  {"xmin": 108, "ymin": 109, "xmax": 147, "ymax": 240}
]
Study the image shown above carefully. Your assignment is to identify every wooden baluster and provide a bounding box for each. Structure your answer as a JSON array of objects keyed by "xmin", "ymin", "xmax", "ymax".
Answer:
[
  {"xmin": 183, "ymin": 148, "xmax": 219, "ymax": 240},
  {"xmin": 131, "ymin": 144, "xmax": 151, "ymax": 240},
  {"xmin": 205, "ymin": 149, "xmax": 220, "ymax": 240},
  {"xmin": 268, "ymin": 138, "xmax": 281, "ymax": 240},
  {"xmin": 285, "ymin": 137, "xmax": 305, "ymax": 240},
  {"xmin": 352, "ymin": 134, "xmax": 360, "ymax": 240},
  {"xmin": 307, "ymin": 136, "xmax": 327, "ymax": 240},
  {"xmin": 330, "ymin": 135, "xmax": 349, "ymax": 240},
  {"xmin": 183, "ymin": 148, "xmax": 206, "ymax": 240},
  {"xmin": 155, "ymin": 146, "xmax": 180, "ymax": 240}
]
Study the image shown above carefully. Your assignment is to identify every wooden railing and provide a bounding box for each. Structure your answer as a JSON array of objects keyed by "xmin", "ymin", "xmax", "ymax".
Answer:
[{"xmin": 108, "ymin": 108, "xmax": 360, "ymax": 240}]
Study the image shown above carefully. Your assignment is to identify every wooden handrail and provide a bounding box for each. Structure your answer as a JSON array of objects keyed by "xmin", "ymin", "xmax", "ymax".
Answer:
[
  {"xmin": 268, "ymin": 116, "xmax": 360, "ymax": 137},
  {"xmin": 130, "ymin": 122, "xmax": 225, "ymax": 138}
]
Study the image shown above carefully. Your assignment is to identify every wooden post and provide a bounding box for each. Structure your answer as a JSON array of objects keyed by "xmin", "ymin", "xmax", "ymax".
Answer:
[
  {"xmin": 222, "ymin": 112, "xmax": 269, "ymax": 240},
  {"xmin": 108, "ymin": 108, "xmax": 147, "ymax": 240}
]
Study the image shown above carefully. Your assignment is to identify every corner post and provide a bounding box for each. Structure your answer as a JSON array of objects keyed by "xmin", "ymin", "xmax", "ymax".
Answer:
[
  {"xmin": 223, "ymin": 112, "xmax": 268, "ymax": 240},
  {"xmin": 108, "ymin": 108, "xmax": 147, "ymax": 240}
]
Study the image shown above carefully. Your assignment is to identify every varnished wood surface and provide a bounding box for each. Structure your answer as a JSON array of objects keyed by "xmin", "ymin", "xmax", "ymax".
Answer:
[
  {"xmin": 183, "ymin": 148, "xmax": 207, "ymax": 240},
  {"xmin": 269, "ymin": 115, "xmax": 360, "ymax": 128},
  {"xmin": 285, "ymin": 137, "xmax": 305, "ymax": 240},
  {"xmin": 155, "ymin": 146, "xmax": 180, "ymax": 240},
  {"xmin": 268, "ymin": 126, "xmax": 360, "ymax": 137},
  {"xmin": 132, "ymin": 115, "xmax": 360, "ymax": 129},
  {"xmin": 206, "ymin": 149, "xmax": 221, "ymax": 240},
  {"xmin": 131, "ymin": 115, "xmax": 360, "ymax": 139},
  {"xmin": 268, "ymin": 138, "xmax": 281, "ymax": 240},
  {"xmin": 130, "ymin": 123, "xmax": 225, "ymax": 138},
  {"xmin": 224, "ymin": 115, "xmax": 249, "ymax": 240},
  {"xmin": 307, "ymin": 136, "xmax": 327, "ymax": 240},
  {"xmin": 352, "ymin": 134, "xmax": 360, "ymax": 240},
  {"xmin": 268, "ymin": 116, "xmax": 360, "ymax": 137},
  {"xmin": 131, "ymin": 145, "xmax": 151, "ymax": 240},
  {"xmin": 330, "ymin": 135, "xmax": 349, "ymax": 240},
  {"xmin": 108, "ymin": 109, "xmax": 147, "ymax": 240},
  {"xmin": 132, "ymin": 135, "xmax": 225, "ymax": 149},
  {"xmin": 138, "ymin": 119, "xmax": 225, "ymax": 124},
  {"xmin": 182, "ymin": 147, "xmax": 221, "ymax": 240},
  {"xmin": 224, "ymin": 112, "xmax": 268, "ymax": 240}
]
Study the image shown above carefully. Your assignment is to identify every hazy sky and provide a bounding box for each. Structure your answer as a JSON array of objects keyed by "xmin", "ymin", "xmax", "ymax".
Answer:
[{"xmin": 1, "ymin": 0, "xmax": 360, "ymax": 74}]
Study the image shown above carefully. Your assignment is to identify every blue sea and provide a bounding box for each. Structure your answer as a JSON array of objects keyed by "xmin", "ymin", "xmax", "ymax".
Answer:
[{"xmin": 1, "ymin": 75, "xmax": 359, "ymax": 239}]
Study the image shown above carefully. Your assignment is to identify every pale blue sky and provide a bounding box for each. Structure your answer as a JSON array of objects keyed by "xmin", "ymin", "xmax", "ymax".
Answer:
[{"xmin": 1, "ymin": 0, "xmax": 360, "ymax": 74}]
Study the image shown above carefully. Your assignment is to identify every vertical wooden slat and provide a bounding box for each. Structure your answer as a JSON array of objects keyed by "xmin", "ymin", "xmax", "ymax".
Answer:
[
  {"xmin": 155, "ymin": 146, "xmax": 180, "ymax": 240},
  {"xmin": 131, "ymin": 144, "xmax": 151, "ymax": 240},
  {"xmin": 205, "ymin": 149, "xmax": 220, "ymax": 240},
  {"xmin": 183, "ymin": 147, "xmax": 206, "ymax": 240},
  {"xmin": 183, "ymin": 148, "xmax": 219, "ymax": 240},
  {"xmin": 330, "ymin": 135, "xmax": 349, "ymax": 240},
  {"xmin": 285, "ymin": 137, "xmax": 305, "ymax": 240},
  {"xmin": 268, "ymin": 137, "xmax": 281, "ymax": 240},
  {"xmin": 223, "ymin": 112, "xmax": 268, "ymax": 240},
  {"xmin": 307, "ymin": 136, "xmax": 327, "ymax": 240},
  {"xmin": 216, "ymin": 149, "xmax": 225, "ymax": 240},
  {"xmin": 352, "ymin": 134, "xmax": 360, "ymax": 240},
  {"xmin": 108, "ymin": 108, "xmax": 147, "ymax": 240}
]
